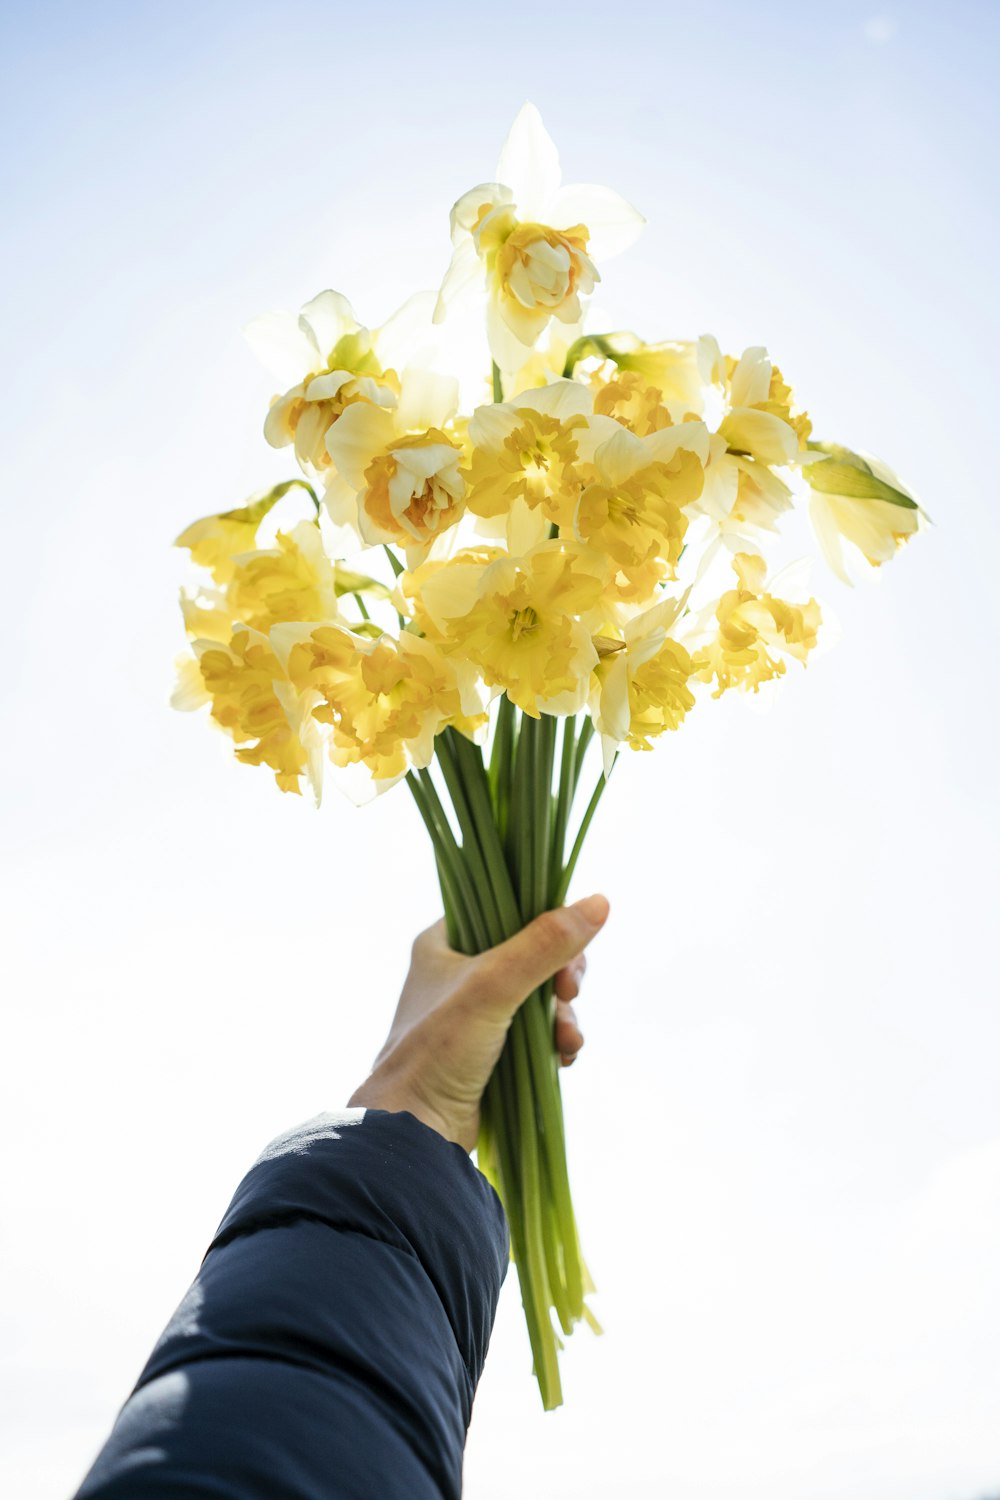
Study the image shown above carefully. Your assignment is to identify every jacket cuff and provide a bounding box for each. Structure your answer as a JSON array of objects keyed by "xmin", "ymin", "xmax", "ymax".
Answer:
[{"xmin": 207, "ymin": 1108, "xmax": 509, "ymax": 1390}]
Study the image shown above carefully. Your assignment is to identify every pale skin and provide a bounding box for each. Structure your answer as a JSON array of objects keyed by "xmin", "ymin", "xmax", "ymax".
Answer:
[{"xmin": 348, "ymin": 893, "xmax": 611, "ymax": 1152}]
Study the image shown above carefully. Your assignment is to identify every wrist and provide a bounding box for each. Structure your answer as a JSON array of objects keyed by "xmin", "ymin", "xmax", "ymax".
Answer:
[{"xmin": 348, "ymin": 1072, "xmax": 456, "ymax": 1149}]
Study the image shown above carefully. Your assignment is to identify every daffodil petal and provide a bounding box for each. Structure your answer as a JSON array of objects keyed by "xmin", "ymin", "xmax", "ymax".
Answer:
[
  {"xmin": 395, "ymin": 367, "xmax": 459, "ymax": 431},
  {"xmin": 593, "ymin": 425, "xmax": 648, "ymax": 486},
  {"xmin": 324, "ymin": 402, "xmax": 396, "ymax": 489},
  {"xmin": 303, "ymin": 369, "xmax": 355, "ymax": 402},
  {"xmin": 171, "ymin": 654, "xmax": 210, "ymax": 711},
  {"xmin": 434, "ymin": 238, "xmax": 482, "ymax": 323},
  {"xmin": 506, "ymin": 496, "xmax": 550, "ymax": 554},
  {"xmin": 486, "ymin": 295, "xmax": 537, "ymax": 374},
  {"xmin": 496, "ymin": 102, "xmax": 561, "ymax": 218},
  {"xmin": 376, "ymin": 291, "xmax": 437, "ymax": 370},
  {"xmin": 644, "ymin": 419, "xmax": 711, "ymax": 467},
  {"xmin": 469, "ymin": 401, "xmax": 518, "ymax": 448},
  {"xmin": 449, "ymin": 182, "xmax": 511, "ymax": 241},
  {"xmin": 728, "ymin": 347, "xmax": 772, "ymax": 407},
  {"xmin": 548, "ymin": 183, "xmax": 645, "ymax": 260},
  {"xmin": 595, "ymin": 653, "xmax": 630, "ymax": 742},
  {"xmin": 720, "ymin": 408, "xmax": 799, "ymax": 466},
  {"xmin": 515, "ymin": 379, "xmax": 593, "ymax": 422},
  {"xmin": 300, "ymin": 290, "xmax": 356, "ymax": 354},
  {"xmin": 243, "ymin": 310, "xmax": 319, "ymax": 385}
]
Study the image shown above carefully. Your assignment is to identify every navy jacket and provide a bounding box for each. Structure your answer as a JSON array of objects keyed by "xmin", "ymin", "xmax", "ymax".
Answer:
[{"xmin": 74, "ymin": 1109, "xmax": 510, "ymax": 1499}]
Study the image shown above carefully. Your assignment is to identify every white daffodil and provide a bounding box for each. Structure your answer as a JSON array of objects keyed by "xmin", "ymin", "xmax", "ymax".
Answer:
[
  {"xmin": 245, "ymin": 289, "xmax": 438, "ymax": 476},
  {"xmin": 803, "ymin": 444, "xmax": 925, "ymax": 585},
  {"xmin": 323, "ymin": 366, "xmax": 466, "ymax": 562},
  {"xmin": 434, "ymin": 102, "xmax": 644, "ymax": 375}
]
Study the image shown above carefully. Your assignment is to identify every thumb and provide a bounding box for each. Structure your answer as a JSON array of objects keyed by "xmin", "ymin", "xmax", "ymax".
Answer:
[{"xmin": 476, "ymin": 894, "xmax": 610, "ymax": 1020}]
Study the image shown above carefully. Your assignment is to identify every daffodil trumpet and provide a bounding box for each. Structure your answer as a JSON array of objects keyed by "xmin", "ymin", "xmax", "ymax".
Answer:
[{"xmin": 173, "ymin": 101, "xmax": 923, "ymax": 1411}]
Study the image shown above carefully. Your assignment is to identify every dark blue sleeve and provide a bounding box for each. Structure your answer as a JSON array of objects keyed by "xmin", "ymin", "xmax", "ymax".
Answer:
[{"xmin": 73, "ymin": 1108, "xmax": 510, "ymax": 1500}]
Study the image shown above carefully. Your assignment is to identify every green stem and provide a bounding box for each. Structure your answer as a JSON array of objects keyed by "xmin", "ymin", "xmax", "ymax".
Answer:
[
  {"xmin": 435, "ymin": 736, "xmax": 506, "ymax": 945},
  {"xmin": 532, "ymin": 715, "xmax": 555, "ymax": 921},
  {"xmin": 447, "ymin": 730, "xmax": 522, "ymax": 936},
  {"xmin": 406, "ymin": 773, "xmax": 477, "ymax": 952},
  {"xmin": 470, "ymin": 715, "xmax": 584, "ymax": 1334},
  {"xmin": 510, "ymin": 1020, "xmax": 562, "ymax": 1408},
  {"xmin": 419, "ymin": 706, "xmax": 609, "ymax": 1412},
  {"xmin": 422, "ymin": 770, "xmax": 493, "ymax": 950},
  {"xmin": 492, "ymin": 361, "xmax": 504, "ymax": 404},
  {"xmin": 383, "ymin": 544, "xmax": 404, "ymax": 578},
  {"xmin": 573, "ymin": 716, "xmax": 595, "ymax": 785},
  {"xmin": 555, "ymin": 759, "xmax": 615, "ymax": 907},
  {"xmin": 488, "ymin": 695, "xmax": 517, "ymax": 838},
  {"xmin": 549, "ymin": 716, "xmax": 578, "ymax": 896}
]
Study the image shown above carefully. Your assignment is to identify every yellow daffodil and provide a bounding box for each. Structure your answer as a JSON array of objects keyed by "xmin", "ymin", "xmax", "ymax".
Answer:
[
  {"xmin": 221, "ymin": 520, "xmax": 345, "ymax": 632},
  {"xmin": 466, "ymin": 380, "xmax": 595, "ymax": 547},
  {"xmin": 411, "ymin": 540, "xmax": 606, "ymax": 717},
  {"xmin": 245, "ymin": 290, "xmax": 435, "ymax": 476},
  {"xmin": 324, "ymin": 368, "xmax": 467, "ymax": 558},
  {"xmin": 590, "ymin": 594, "xmax": 696, "ymax": 768},
  {"xmin": 281, "ymin": 625, "xmax": 486, "ymax": 784},
  {"xmin": 402, "ymin": 546, "xmax": 505, "ymax": 641},
  {"xmin": 435, "ymin": 103, "xmax": 643, "ymax": 373},
  {"xmin": 692, "ymin": 552, "xmax": 821, "ymax": 697},
  {"xmin": 591, "ymin": 369, "xmax": 674, "ymax": 437},
  {"xmin": 713, "ymin": 344, "xmax": 812, "ymax": 463},
  {"xmin": 178, "ymin": 590, "xmax": 233, "ymax": 645},
  {"xmin": 565, "ymin": 331, "xmax": 716, "ymax": 424},
  {"xmin": 185, "ymin": 627, "xmax": 323, "ymax": 798},
  {"xmin": 174, "ymin": 479, "xmax": 317, "ymax": 585},
  {"xmin": 687, "ymin": 346, "xmax": 809, "ymax": 545},
  {"xmin": 803, "ymin": 444, "xmax": 924, "ymax": 584},
  {"xmin": 177, "ymin": 521, "xmax": 391, "ymax": 652},
  {"xmin": 572, "ymin": 422, "xmax": 709, "ymax": 596}
]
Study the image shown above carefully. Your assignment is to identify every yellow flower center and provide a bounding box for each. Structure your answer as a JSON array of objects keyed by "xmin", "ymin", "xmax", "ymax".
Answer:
[
  {"xmin": 495, "ymin": 222, "xmax": 595, "ymax": 312},
  {"xmin": 439, "ymin": 546, "xmax": 604, "ymax": 716},
  {"xmin": 265, "ymin": 331, "xmax": 400, "ymax": 472},
  {"xmin": 576, "ymin": 457, "xmax": 700, "ymax": 577},
  {"xmin": 509, "ymin": 605, "xmax": 540, "ymax": 641},
  {"xmin": 361, "ymin": 430, "xmax": 466, "ymax": 546},
  {"xmin": 467, "ymin": 409, "xmax": 585, "ymax": 524}
]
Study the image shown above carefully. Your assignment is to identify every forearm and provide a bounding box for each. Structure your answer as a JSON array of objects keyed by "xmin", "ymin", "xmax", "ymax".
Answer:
[{"xmin": 73, "ymin": 1109, "xmax": 509, "ymax": 1500}]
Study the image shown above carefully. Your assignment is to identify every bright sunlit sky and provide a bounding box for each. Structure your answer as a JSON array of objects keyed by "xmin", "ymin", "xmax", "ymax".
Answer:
[{"xmin": 2, "ymin": 2, "xmax": 999, "ymax": 1497}]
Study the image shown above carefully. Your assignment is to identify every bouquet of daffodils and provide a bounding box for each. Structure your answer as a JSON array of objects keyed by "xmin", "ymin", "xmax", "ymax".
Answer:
[{"xmin": 174, "ymin": 105, "xmax": 923, "ymax": 1408}]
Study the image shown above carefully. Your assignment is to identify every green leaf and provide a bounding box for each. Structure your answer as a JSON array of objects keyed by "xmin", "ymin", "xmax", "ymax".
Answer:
[
  {"xmin": 803, "ymin": 444, "xmax": 917, "ymax": 510},
  {"xmin": 216, "ymin": 477, "xmax": 320, "ymax": 526}
]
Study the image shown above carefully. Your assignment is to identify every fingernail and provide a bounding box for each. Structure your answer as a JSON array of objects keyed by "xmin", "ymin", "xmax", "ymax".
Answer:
[{"xmin": 573, "ymin": 893, "xmax": 609, "ymax": 927}]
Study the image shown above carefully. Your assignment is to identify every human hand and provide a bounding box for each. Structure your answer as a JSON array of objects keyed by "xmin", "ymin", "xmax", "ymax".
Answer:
[{"xmin": 348, "ymin": 894, "xmax": 610, "ymax": 1152}]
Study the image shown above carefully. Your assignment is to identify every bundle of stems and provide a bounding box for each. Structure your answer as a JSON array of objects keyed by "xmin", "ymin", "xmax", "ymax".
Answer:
[{"xmin": 407, "ymin": 700, "xmax": 611, "ymax": 1409}]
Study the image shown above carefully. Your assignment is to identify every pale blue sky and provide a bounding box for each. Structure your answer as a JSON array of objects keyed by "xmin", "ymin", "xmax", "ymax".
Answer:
[{"xmin": 2, "ymin": 4, "xmax": 999, "ymax": 1497}]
